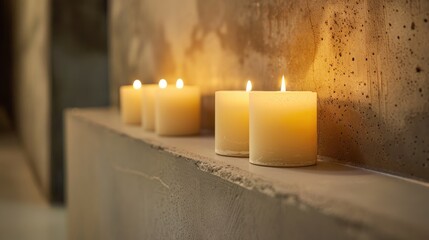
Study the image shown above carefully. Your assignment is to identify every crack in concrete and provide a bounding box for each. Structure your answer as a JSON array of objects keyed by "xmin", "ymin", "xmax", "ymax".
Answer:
[{"xmin": 113, "ymin": 165, "xmax": 170, "ymax": 190}]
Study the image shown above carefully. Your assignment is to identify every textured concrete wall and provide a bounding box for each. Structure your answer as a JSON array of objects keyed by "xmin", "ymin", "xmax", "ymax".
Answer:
[
  {"xmin": 51, "ymin": 0, "xmax": 109, "ymax": 202},
  {"xmin": 13, "ymin": 0, "xmax": 51, "ymax": 196},
  {"xmin": 67, "ymin": 111, "xmax": 401, "ymax": 240},
  {"xmin": 110, "ymin": 0, "xmax": 429, "ymax": 180}
]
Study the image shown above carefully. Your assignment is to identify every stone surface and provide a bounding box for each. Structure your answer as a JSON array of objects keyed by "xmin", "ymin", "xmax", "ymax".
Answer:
[
  {"xmin": 12, "ymin": 0, "xmax": 51, "ymax": 196},
  {"xmin": 110, "ymin": 0, "xmax": 429, "ymax": 181},
  {"xmin": 66, "ymin": 108, "xmax": 429, "ymax": 239}
]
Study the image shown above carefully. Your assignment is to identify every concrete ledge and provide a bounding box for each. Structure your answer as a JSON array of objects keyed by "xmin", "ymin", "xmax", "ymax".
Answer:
[{"xmin": 66, "ymin": 108, "xmax": 429, "ymax": 240}]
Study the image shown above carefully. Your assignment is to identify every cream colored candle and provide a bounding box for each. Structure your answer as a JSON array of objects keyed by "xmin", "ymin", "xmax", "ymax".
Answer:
[
  {"xmin": 215, "ymin": 81, "xmax": 252, "ymax": 157},
  {"xmin": 120, "ymin": 80, "xmax": 143, "ymax": 124},
  {"xmin": 141, "ymin": 84, "xmax": 158, "ymax": 131},
  {"xmin": 155, "ymin": 79, "xmax": 201, "ymax": 136},
  {"xmin": 249, "ymin": 76, "xmax": 317, "ymax": 167}
]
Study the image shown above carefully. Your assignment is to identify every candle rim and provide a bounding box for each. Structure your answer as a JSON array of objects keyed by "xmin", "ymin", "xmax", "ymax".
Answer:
[
  {"xmin": 248, "ymin": 90, "xmax": 316, "ymax": 93},
  {"xmin": 215, "ymin": 90, "xmax": 252, "ymax": 93},
  {"xmin": 140, "ymin": 83, "xmax": 159, "ymax": 88},
  {"xmin": 157, "ymin": 85, "xmax": 200, "ymax": 93},
  {"xmin": 159, "ymin": 84, "xmax": 199, "ymax": 88}
]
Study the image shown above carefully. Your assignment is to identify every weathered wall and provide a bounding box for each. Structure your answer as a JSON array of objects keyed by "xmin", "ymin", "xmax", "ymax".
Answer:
[
  {"xmin": 13, "ymin": 0, "xmax": 51, "ymax": 196},
  {"xmin": 67, "ymin": 111, "xmax": 408, "ymax": 240},
  {"xmin": 110, "ymin": 0, "xmax": 429, "ymax": 181},
  {"xmin": 51, "ymin": 0, "xmax": 109, "ymax": 202}
]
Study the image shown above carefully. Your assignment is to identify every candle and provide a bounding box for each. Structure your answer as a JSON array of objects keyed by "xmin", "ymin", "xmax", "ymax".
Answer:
[
  {"xmin": 215, "ymin": 80, "xmax": 252, "ymax": 157},
  {"xmin": 155, "ymin": 79, "xmax": 201, "ymax": 136},
  {"xmin": 120, "ymin": 80, "xmax": 143, "ymax": 124},
  {"xmin": 141, "ymin": 83, "xmax": 159, "ymax": 131},
  {"xmin": 249, "ymin": 76, "xmax": 317, "ymax": 167}
]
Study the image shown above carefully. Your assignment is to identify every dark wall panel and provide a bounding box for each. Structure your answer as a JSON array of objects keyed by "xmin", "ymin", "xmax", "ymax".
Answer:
[
  {"xmin": 0, "ymin": 0, "xmax": 14, "ymax": 122},
  {"xmin": 51, "ymin": 0, "xmax": 109, "ymax": 202}
]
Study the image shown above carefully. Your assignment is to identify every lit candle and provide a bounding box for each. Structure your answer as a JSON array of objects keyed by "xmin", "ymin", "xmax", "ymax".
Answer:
[
  {"xmin": 249, "ymin": 76, "xmax": 317, "ymax": 167},
  {"xmin": 120, "ymin": 80, "xmax": 143, "ymax": 124},
  {"xmin": 215, "ymin": 80, "xmax": 252, "ymax": 157},
  {"xmin": 141, "ymin": 83, "xmax": 159, "ymax": 131},
  {"xmin": 155, "ymin": 79, "xmax": 201, "ymax": 136}
]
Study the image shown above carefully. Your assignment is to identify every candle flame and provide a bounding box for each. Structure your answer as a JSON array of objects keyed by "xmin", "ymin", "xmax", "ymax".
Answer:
[
  {"xmin": 133, "ymin": 80, "xmax": 142, "ymax": 89},
  {"xmin": 246, "ymin": 80, "xmax": 252, "ymax": 92},
  {"xmin": 159, "ymin": 79, "xmax": 167, "ymax": 89},
  {"xmin": 280, "ymin": 75, "xmax": 286, "ymax": 92},
  {"xmin": 176, "ymin": 78, "xmax": 184, "ymax": 89}
]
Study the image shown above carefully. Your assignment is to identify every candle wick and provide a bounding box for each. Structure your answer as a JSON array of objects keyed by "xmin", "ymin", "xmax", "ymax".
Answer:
[
  {"xmin": 159, "ymin": 79, "xmax": 167, "ymax": 89},
  {"xmin": 133, "ymin": 80, "xmax": 142, "ymax": 89},
  {"xmin": 246, "ymin": 80, "xmax": 252, "ymax": 92},
  {"xmin": 281, "ymin": 75, "xmax": 286, "ymax": 92},
  {"xmin": 176, "ymin": 79, "xmax": 184, "ymax": 89}
]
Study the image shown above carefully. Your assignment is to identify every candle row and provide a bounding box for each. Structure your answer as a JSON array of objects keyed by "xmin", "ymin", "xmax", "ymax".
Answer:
[
  {"xmin": 216, "ymin": 76, "xmax": 317, "ymax": 167},
  {"xmin": 120, "ymin": 79, "xmax": 200, "ymax": 136},
  {"xmin": 120, "ymin": 76, "xmax": 317, "ymax": 167}
]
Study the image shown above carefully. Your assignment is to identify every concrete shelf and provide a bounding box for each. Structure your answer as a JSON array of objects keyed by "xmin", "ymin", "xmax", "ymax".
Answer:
[{"xmin": 66, "ymin": 108, "xmax": 429, "ymax": 240}]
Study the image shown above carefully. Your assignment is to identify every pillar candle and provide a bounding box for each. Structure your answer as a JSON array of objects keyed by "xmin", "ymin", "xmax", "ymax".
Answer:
[
  {"xmin": 120, "ymin": 80, "xmax": 143, "ymax": 124},
  {"xmin": 155, "ymin": 79, "xmax": 201, "ymax": 136},
  {"xmin": 249, "ymin": 76, "xmax": 317, "ymax": 167},
  {"xmin": 215, "ymin": 81, "xmax": 252, "ymax": 157},
  {"xmin": 141, "ymin": 84, "xmax": 158, "ymax": 131}
]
